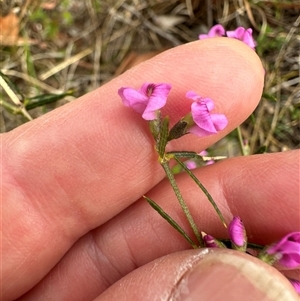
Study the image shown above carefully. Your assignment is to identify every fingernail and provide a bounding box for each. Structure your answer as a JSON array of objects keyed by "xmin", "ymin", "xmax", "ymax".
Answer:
[{"xmin": 175, "ymin": 249, "xmax": 298, "ymax": 301}]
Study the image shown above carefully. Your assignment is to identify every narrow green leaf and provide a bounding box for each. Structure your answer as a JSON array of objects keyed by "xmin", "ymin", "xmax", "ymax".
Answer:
[
  {"xmin": 167, "ymin": 151, "xmax": 200, "ymax": 159},
  {"xmin": 157, "ymin": 116, "xmax": 169, "ymax": 158},
  {"xmin": 0, "ymin": 100, "xmax": 19, "ymax": 115},
  {"xmin": 173, "ymin": 154, "xmax": 227, "ymax": 228},
  {"xmin": 144, "ymin": 195, "xmax": 198, "ymax": 249},
  {"xmin": 161, "ymin": 161, "xmax": 203, "ymax": 247},
  {"xmin": 0, "ymin": 71, "xmax": 24, "ymax": 101},
  {"xmin": 24, "ymin": 91, "xmax": 73, "ymax": 110},
  {"xmin": 262, "ymin": 93, "xmax": 277, "ymax": 102}
]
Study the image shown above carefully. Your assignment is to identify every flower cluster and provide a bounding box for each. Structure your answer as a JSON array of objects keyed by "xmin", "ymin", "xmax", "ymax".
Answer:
[
  {"xmin": 202, "ymin": 216, "xmax": 300, "ymax": 293},
  {"xmin": 118, "ymin": 83, "xmax": 171, "ymax": 121},
  {"xmin": 199, "ymin": 24, "xmax": 256, "ymax": 50},
  {"xmin": 261, "ymin": 232, "xmax": 300, "ymax": 268},
  {"xmin": 119, "ymin": 83, "xmax": 228, "ymax": 139},
  {"xmin": 118, "ymin": 25, "xmax": 299, "ymax": 294}
]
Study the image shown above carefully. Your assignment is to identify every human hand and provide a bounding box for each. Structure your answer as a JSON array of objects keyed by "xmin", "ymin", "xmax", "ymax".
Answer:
[{"xmin": 2, "ymin": 38, "xmax": 299, "ymax": 300}]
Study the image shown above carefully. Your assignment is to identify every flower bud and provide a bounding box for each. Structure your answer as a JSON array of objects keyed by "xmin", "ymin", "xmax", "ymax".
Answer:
[
  {"xmin": 228, "ymin": 216, "xmax": 247, "ymax": 252},
  {"xmin": 202, "ymin": 232, "xmax": 226, "ymax": 248}
]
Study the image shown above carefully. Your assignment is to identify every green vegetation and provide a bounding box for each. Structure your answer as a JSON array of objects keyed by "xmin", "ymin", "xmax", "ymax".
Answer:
[{"xmin": 1, "ymin": 0, "xmax": 299, "ymax": 152}]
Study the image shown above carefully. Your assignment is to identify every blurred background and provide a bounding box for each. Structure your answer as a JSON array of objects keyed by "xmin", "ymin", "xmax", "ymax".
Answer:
[{"xmin": 0, "ymin": 0, "xmax": 299, "ymax": 155}]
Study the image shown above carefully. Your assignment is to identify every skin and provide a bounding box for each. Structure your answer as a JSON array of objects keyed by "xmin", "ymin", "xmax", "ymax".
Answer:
[{"xmin": 2, "ymin": 38, "xmax": 299, "ymax": 301}]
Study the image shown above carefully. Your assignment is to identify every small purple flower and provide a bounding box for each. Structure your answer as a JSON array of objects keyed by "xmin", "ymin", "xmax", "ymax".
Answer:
[
  {"xmin": 185, "ymin": 160, "xmax": 197, "ymax": 170},
  {"xmin": 229, "ymin": 216, "xmax": 247, "ymax": 250},
  {"xmin": 203, "ymin": 234, "xmax": 219, "ymax": 248},
  {"xmin": 186, "ymin": 91, "xmax": 228, "ymax": 137},
  {"xmin": 288, "ymin": 278, "xmax": 300, "ymax": 294},
  {"xmin": 202, "ymin": 232, "xmax": 226, "ymax": 248},
  {"xmin": 118, "ymin": 83, "xmax": 172, "ymax": 120},
  {"xmin": 265, "ymin": 232, "xmax": 300, "ymax": 268},
  {"xmin": 226, "ymin": 27, "xmax": 256, "ymax": 49},
  {"xmin": 199, "ymin": 24, "xmax": 225, "ymax": 40}
]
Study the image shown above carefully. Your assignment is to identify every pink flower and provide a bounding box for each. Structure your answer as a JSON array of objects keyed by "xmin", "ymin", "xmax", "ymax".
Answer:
[
  {"xmin": 203, "ymin": 234, "xmax": 219, "ymax": 248},
  {"xmin": 185, "ymin": 160, "xmax": 197, "ymax": 170},
  {"xmin": 226, "ymin": 27, "xmax": 256, "ymax": 49},
  {"xmin": 229, "ymin": 216, "xmax": 247, "ymax": 248},
  {"xmin": 186, "ymin": 91, "xmax": 228, "ymax": 137},
  {"xmin": 202, "ymin": 233, "xmax": 226, "ymax": 248},
  {"xmin": 118, "ymin": 83, "xmax": 172, "ymax": 120},
  {"xmin": 199, "ymin": 24, "xmax": 225, "ymax": 39},
  {"xmin": 265, "ymin": 232, "xmax": 300, "ymax": 268}
]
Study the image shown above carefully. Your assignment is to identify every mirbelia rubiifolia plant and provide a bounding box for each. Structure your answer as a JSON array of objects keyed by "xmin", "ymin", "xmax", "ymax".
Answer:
[{"xmin": 118, "ymin": 25, "xmax": 300, "ymax": 294}]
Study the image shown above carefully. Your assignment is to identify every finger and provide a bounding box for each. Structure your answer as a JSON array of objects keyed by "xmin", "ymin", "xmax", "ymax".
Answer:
[
  {"xmin": 97, "ymin": 249, "xmax": 299, "ymax": 301},
  {"xmin": 17, "ymin": 151, "xmax": 299, "ymax": 301},
  {"xmin": 2, "ymin": 38, "xmax": 264, "ymax": 300}
]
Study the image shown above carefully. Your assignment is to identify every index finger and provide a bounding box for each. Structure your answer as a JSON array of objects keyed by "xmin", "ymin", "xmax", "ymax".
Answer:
[{"xmin": 2, "ymin": 38, "xmax": 264, "ymax": 300}]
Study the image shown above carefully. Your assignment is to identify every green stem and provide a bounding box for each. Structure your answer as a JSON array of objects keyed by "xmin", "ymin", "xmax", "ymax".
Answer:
[
  {"xmin": 167, "ymin": 151, "xmax": 198, "ymax": 159},
  {"xmin": 237, "ymin": 126, "xmax": 247, "ymax": 156},
  {"xmin": 160, "ymin": 160, "xmax": 203, "ymax": 247},
  {"xmin": 219, "ymin": 239, "xmax": 264, "ymax": 250},
  {"xmin": 172, "ymin": 155, "xmax": 227, "ymax": 228},
  {"xmin": 0, "ymin": 99, "xmax": 20, "ymax": 114},
  {"xmin": 144, "ymin": 196, "xmax": 198, "ymax": 249}
]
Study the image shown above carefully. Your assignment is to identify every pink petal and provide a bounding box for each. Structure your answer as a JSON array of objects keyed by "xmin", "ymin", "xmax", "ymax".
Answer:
[
  {"xmin": 142, "ymin": 83, "xmax": 171, "ymax": 120},
  {"xmin": 188, "ymin": 125, "xmax": 212, "ymax": 137},
  {"xmin": 186, "ymin": 91, "xmax": 201, "ymax": 101},
  {"xmin": 208, "ymin": 24, "xmax": 226, "ymax": 37},
  {"xmin": 267, "ymin": 232, "xmax": 300, "ymax": 253},
  {"xmin": 279, "ymin": 255, "xmax": 300, "ymax": 268},
  {"xmin": 203, "ymin": 234, "xmax": 219, "ymax": 248},
  {"xmin": 142, "ymin": 109, "xmax": 158, "ymax": 120},
  {"xmin": 210, "ymin": 113, "xmax": 228, "ymax": 131},
  {"xmin": 206, "ymin": 160, "xmax": 215, "ymax": 165},
  {"xmin": 191, "ymin": 102, "xmax": 218, "ymax": 133},
  {"xmin": 199, "ymin": 150, "xmax": 208, "ymax": 156},
  {"xmin": 278, "ymin": 241, "xmax": 300, "ymax": 253},
  {"xmin": 118, "ymin": 87, "xmax": 148, "ymax": 114},
  {"xmin": 199, "ymin": 24, "xmax": 225, "ymax": 39},
  {"xmin": 226, "ymin": 27, "xmax": 256, "ymax": 49},
  {"xmin": 185, "ymin": 160, "xmax": 197, "ymax": 170},
  {"xmin": 198, "ymin": 33, "xmax": 209, "ymax": 40},
  {"xmin": 186, "ymin": 93, "xmax": 214, "ymax": 111},
  {"xmin": 186, "ymin": 91, "xmax": 228, "ymax": 137},
  {"xmin": 226, "ymin": 28, "xmax": 239, "ymax": 39},
  {"xmin": 243, "ymin": 29, "xmax": 256, "ymax": 49},
  {"xmin": 266, "ymin": 232, "xmax": 300, "ymax": 268},
  {"xmin": 229, "ymin": 216, "xmax": 245, "ymax": 247}
]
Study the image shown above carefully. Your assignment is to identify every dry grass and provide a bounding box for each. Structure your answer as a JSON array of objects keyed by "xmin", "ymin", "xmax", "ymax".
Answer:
[{"xmin": 1, "ymin": 0, "xmax": 299, "ymax": 154}]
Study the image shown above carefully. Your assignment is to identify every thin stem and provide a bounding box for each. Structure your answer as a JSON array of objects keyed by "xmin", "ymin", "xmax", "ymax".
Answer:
[
  {"xmin": 167, "ymin": 151, "xmax": 226, "ymax": 162},
  {"xmin": 172, "ymin": 155, "xmax": 227, "ymax": 228},
  {"xmin": 219, "ymin": 239, "xmax": 264, "ymax": 250},
  {"xmin": 237, "ymin": 126, "xmax": 247, "ymax": 156},
  {"xmin": 167, "ymin": 151, "xmax": 198, "ymax": 159},
  {"xmin": 160, "ymin": 160, "xmax": 203, "ymax": 247},
  {"xmin": 144, "ymin": 196, "xmax": 198, "ymax": 249},
  {"xmin": 0, "ymin": 75, "xmax": 32, "ymax": 121},
  {"xmin": 0, "ymin": 99, "xmax": 19, "ymax": 114}
]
